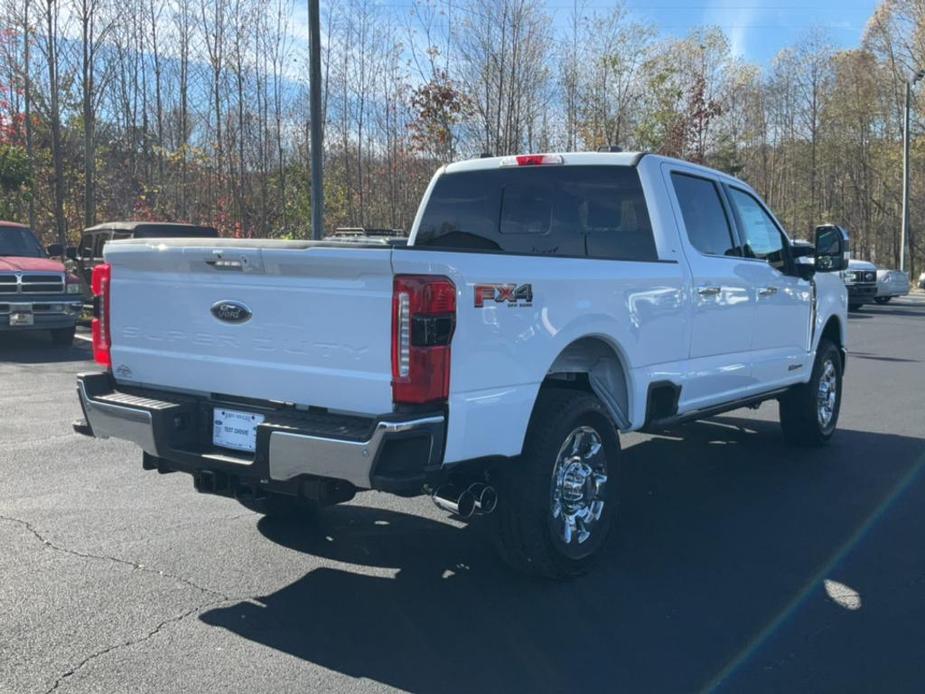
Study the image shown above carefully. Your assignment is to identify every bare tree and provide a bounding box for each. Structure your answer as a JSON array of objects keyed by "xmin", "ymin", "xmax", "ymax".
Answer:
[
  {"xmin": 200, "ymin": 0, "xmax": 229, "ymax": 216},
  {"xmin": 456, "ymin": 0, "xmax": 552, "ymax": 155},
  {"xmin": 75, "ymin": 0, "xmax": 113, "ymax": 228},
  {"xmin": 35, "ymin": 0, "xmax": 68, "ymax": 246}
]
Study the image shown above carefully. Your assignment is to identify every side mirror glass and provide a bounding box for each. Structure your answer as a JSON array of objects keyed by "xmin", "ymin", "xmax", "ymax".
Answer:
[
  {"xmin": 46, "ymin": 243, "xmax": 64, "ymax": 257},
  {"xmin": 65, "ymin": 246, "xmax": 78, "ymax": 260},
  {"xmin": 814, "ymin": 224, "xmax": 849, "ymax": 273}
]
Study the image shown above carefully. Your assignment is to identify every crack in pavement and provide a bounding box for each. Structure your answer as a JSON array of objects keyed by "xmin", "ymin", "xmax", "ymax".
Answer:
[
  {"xmin": 0, "ymin": 513, "xmax": 231, "ymax": 600},
  {"xmin": 43, "ymin": 596, "xmax": 234, "ymax": 693},
  {"xmin": 1, "ymin": 513, "xmax": 261, "ymax": 693}
]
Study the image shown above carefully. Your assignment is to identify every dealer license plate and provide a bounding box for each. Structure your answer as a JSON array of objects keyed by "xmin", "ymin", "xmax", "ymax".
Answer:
[{"xmin": 212, "ymin": 408, "xmax": 265, "ymax": 453}]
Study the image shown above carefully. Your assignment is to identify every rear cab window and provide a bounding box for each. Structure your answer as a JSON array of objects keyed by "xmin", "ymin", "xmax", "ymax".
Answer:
[
  {"xmin": 415, "ymin": 165, "xmax": 658, "ymax": 261},
  {"xmin": 670, "ymin": 172, "xmax": 739, "ymax": 257}
]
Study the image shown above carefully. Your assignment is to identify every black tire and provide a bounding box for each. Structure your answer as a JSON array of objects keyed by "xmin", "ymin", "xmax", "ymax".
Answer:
[
  {"xmin": 874, "ymin": 296, "xmax": 890, "ymax": 305},
  {"xmin": 779, "ymin": 338, "xmax": 842, "ymax": 446},
  {"xmin": 241, "ymin": 492, "xmax": 319, "ymax": 521},
  {"xmin": 493, "ymin": 388, "xmax": 620, "ymax": 579},
  {"xmin": 50, "ymin": 326, "xmax": 76, "ymax": 346},
  {"xmin": 848, "ymin": 303, "xmax": 862, "ymax": 312}
]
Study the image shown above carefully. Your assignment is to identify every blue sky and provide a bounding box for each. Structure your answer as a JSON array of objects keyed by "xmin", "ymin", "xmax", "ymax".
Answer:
[
  {"xmin": 621, "ymin": 0, "xmax": 879, "ymax": 64},
  {"xmin": 296, "ymin": 1, "xmax": 880, "ymax": 70}
]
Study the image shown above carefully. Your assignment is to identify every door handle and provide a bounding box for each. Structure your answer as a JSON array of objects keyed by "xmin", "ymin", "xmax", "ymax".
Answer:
[
  {"xmin": 758, "ymin": 286, "xmax": 778, "ymax": 297},
  {"xmin": 697, "ymin": 286, "xmax": 722, "ymax": 296}
]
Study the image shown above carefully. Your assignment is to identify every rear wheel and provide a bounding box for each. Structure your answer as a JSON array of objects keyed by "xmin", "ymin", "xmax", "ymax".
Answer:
[
  {"xmin": 494, "ymin": 389, "xmax": 619, "ymax": 579},
  {"xmin": 779, "ymin": 338, "xmax": 842, "ymax": 446},
  {"xmin": 50, "ymin": 326, "xmax": 76, "ymax": 346},
  {"xmin": 874, "ymin": 296, "xmax": 891, "ymax": 305}
]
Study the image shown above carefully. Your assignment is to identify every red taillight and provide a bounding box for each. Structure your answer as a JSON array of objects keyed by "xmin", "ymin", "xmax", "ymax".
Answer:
[
  {"xmin": 91, "ymin": 263, "xmax": 112, "ymax": 368},
  {"xmin": 392, "ymin": 275, "xmax": 456, "ymax": 405}
]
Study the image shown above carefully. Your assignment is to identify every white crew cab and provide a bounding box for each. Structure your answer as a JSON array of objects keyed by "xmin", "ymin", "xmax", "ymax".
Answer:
[{"xmin": 75, "ymin": 152, "xmax": 850, "ymax": 578}]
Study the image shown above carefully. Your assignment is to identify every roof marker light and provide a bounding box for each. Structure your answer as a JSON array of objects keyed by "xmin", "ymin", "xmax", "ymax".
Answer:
[{"xmin": 500, "ymin": 154, "xmax": 564, "ymax": 167}]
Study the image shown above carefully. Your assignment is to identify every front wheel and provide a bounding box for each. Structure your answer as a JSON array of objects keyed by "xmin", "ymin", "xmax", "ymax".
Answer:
[
  {"xmin": 493, "ymin": 389, "xmax": 620, "ymax": 579},
  {"xmin": 779, "ymin": 338, "xmax": 842, "ymax": 446},
  {"xmin": 874, "ymin": 296, "xmax": 891, "ymax": 305}
]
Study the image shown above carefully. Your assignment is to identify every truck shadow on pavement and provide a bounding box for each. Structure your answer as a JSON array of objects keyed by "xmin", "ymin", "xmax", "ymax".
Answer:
[
  {"xmin": 0, "ymin": 332, "xmax": 90, "ymax": 364},
  {"xmin": 200, "ymin": 417, "xmax": 925, "ymax": 693},
  {"xmin": 863, "ymin": 306, "xmax": 925, "ymax": 318}
]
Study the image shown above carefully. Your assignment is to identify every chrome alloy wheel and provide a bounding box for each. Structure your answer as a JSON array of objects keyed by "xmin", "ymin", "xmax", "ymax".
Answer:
[
  {"xmin": 817, "ymin": 358, "xmax": 838, "ymax": 429},
  {"xmin": 550, "ymin": 426, "xmax": 608, "ymax": 546}
]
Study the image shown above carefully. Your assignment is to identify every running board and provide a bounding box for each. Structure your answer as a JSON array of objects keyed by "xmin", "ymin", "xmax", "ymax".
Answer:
[{"xmin": 643, "ymin": 387, "xmax": 790, "ymax": 433}]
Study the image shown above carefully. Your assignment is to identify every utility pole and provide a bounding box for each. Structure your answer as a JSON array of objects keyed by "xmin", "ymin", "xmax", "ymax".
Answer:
[
  {"xmin": 900, "ymin": 69, "xmax": 924, "ymax": 274},
  {"xmin": 309, "ymin": 0, "xmax": 324, "ymax": 240}
]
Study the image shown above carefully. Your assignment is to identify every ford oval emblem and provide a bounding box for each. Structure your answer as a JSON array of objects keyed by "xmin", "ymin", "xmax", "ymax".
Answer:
[{"xmin": 211, "ymin": 300, "xmax": 252, "ymax": 324}]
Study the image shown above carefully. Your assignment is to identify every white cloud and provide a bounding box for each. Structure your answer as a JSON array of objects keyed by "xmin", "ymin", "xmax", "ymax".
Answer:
[{"xmin": 702, "ymin": 0, "xmax": 762, "ymax": 58}]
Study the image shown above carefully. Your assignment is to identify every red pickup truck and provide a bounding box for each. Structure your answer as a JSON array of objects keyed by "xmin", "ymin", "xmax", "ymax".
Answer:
[{"xmin": 0, "ymin": 221, "xmax": 82, "ymax": 345}]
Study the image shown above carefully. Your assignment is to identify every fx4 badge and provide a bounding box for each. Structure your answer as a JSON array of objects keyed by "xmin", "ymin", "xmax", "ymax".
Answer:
[{"xmin": 474, "ymin": 283, "xmax": 533, "ymax": 308}]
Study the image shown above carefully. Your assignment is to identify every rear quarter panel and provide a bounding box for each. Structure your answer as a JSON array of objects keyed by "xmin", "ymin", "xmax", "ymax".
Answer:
[{"xmin": 392, "ymin": 250, "xmax": 689, "ymax": 463}]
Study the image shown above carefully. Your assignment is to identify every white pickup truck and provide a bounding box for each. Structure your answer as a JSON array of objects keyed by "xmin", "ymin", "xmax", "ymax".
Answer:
[{"xmin": 74, "ymin": 152, "xmax": 849, "ymax": 578}]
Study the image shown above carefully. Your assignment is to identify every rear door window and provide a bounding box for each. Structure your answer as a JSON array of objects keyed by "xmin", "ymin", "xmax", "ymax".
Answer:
[
  {"xmin": 416, "ymin": 165, "xmax": 657, "ymax": 261},
  {"xmin": 78, "ymin": 234, "xmax": 94, "ymax": 261},
  {"xmin": 92, "ymin": 232, "xmax": 111, "ymax": 260},
  {"xmin": 670, "ymin": 173, "xmax": 738, "ymax": 257}
]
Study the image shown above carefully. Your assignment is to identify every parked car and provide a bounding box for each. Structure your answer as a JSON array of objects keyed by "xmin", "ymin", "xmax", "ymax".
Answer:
[
  {"xmin": 875, "ymin": 268, "xmax": 910, "ymax": 304},
  {"xmin": 73, "ymin": 221, "xmax": 218, "ymax": 300},
  {"xmin": 842, "ymin": 259, "xmax": 878, "ymax": 311},
  {"xmin": 0, "ymin": 221, "xmax": 82, "ymax": 344},
  {"xmin": 73, "ymin": 152, "xmax": 849, "ymax": 578},
  {"xmin": 918, "ymin": 272, "xmax": 925, "ymax": 290}
]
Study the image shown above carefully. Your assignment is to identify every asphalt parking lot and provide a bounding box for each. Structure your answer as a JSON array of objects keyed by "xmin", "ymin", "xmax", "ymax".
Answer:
[{"xmin": 2, "ymin": 296, "xmax": 925, "ymax": 694}]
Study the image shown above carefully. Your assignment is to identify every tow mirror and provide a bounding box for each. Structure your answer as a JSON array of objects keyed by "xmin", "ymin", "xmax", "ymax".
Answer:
[
  {"xmin": 814, "ymin": 224, "xmax": 849, "ymax": 273},
  {"xmin": 46, "ymin": 243, "xmax": 64, "ymax": 257}
]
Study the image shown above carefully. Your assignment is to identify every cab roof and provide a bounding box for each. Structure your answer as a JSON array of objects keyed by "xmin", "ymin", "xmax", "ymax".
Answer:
[
  {"xmin": 443, "ymin": 151, "xmax": 642, "ymax": 174},
  {"xmin": 441, "ymin": 151, "xmax": 750, "ymax": 190}
]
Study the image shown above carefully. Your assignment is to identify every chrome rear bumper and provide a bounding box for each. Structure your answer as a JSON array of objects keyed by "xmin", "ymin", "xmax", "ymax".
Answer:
[{"xmin": 76, "ymin": 373, "xmax": 445, "ymax": 492}]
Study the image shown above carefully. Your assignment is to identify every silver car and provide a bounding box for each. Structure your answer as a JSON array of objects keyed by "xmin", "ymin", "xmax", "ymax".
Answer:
[{"xmin": 875, "ymin": 268, "xmax": 910, "ymax": 304}]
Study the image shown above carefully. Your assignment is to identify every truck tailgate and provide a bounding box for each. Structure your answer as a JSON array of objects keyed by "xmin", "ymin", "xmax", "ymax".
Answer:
[{"xmin": 105, "ymin": 240, "xmax": 395, "ymax": 415}]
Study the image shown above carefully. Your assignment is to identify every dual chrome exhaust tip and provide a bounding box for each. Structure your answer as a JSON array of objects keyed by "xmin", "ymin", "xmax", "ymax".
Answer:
[{"xmin": 432, "ymin": 482, "xmax": 498, "ymax": 519}]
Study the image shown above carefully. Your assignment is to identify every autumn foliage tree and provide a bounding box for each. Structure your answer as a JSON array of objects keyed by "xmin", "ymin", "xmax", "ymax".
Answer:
[
  {"xmin": 409, "ymin": 71, "xmax": 472, "ymax": 162},
  {"xmin": 0, "ymin": 0, "xmax": 919, "ymax": 273}
]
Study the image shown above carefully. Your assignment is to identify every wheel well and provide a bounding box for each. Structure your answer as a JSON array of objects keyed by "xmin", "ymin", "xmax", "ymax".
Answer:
[
  {"xmin": 821, "ymin": 316, "xmax": 842, "ymax": 347},
  {"xmin": 820, "ymin": 316, "xmax": 846, "ymax": 372},
  {"xmin": 542, "ymin": 337, "xmax": 631, "ymax": 430}
]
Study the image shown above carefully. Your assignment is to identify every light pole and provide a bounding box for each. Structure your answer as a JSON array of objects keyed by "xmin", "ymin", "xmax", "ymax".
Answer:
[
  {"xmin": 900, "ymin": 68, "xmax": 924, "ymax": 274},
  {"xmin": 308, "ymin": 0, "xmax": 324, "ymax": 240}
]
